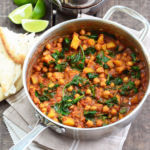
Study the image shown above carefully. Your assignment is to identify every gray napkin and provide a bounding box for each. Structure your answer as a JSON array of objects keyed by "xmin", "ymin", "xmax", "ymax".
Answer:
[{"xmin": 3, "ymin": 89, "xmax": 131, "ymax": 150}]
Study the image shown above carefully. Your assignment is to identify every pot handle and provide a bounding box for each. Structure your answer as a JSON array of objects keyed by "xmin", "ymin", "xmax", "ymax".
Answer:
[
  {"xmin": 9, "ymin": 121, "xmax": 65, "ymax": 150},
  {"xmin": 9, "ymin": 124, "xmax": 47, "ymax": 150},
  {"xmin": 103, "ymin": 5, "xmax": 149, "ymax": 41}
]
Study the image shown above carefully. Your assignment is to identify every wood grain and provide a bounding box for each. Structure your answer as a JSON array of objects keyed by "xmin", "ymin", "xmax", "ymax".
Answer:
[{"xmin": 0, "ymin": 0, "xmax": 150, "ymax": 150}]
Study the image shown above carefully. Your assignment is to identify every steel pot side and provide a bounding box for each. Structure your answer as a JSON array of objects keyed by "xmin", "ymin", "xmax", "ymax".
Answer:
[{"xmin": 22, "ymin": 17, "xmax": 150, "ymax": 140}]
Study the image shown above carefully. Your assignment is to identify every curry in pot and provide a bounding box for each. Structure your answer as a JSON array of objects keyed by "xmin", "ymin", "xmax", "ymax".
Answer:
[{"xmin": 29, "ymin": 29, "xmax": 147, "ymax": 128}]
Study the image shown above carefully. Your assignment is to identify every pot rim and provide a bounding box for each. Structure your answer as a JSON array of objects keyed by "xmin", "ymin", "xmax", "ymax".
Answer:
[{"xmin": 23, "ymin": 17, "xmax": 150, "ymax": 131}]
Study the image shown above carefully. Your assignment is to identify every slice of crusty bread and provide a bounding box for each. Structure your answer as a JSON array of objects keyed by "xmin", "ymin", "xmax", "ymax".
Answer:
[
  {"xmin": 0, "ymin": 37, "xmax": 22, "ymax": 101},
  {"xmin": 0, "ymin": 27, "xmax": 37, "ymax": 65}
]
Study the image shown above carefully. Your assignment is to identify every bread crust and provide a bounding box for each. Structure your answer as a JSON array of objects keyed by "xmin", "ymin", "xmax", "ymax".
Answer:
[{"xmin": 0, "ymin": 27, "xmax": 25, "ymax": 65}]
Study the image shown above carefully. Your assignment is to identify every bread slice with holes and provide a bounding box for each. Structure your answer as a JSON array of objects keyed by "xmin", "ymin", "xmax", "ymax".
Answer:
[{"xmin": 0, "ymin": 27, "xmax": 37, "ymax": 65}]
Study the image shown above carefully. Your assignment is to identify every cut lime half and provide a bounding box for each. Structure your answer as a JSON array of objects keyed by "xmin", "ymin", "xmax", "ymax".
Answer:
[
  {"xmin": 8, "ymin": 4, "xmax": 33, "ymax": 24},
  {"xmin": 22, "ymin": 19, "xmax": 49, "ymax": 33}
]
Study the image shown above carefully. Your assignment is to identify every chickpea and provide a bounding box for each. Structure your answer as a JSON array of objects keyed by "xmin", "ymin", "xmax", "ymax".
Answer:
[
  {"xmin": 119, "ymin": 113, "xmax": 124, "ymax": 119},
  {"xmin": 85, "ymin": 105, "xmax": 91, "ymax": 111},
  {"xmin": 49, "ymin": 82, "xmax": 55, "ymax": 88},
  {"xmin": 116, "ymin": 54, "xmax": 121, "ymax": 59},
  {"xmin": 33, "ymin": 97, "xmax": 40, "ymax": 104},
  {"xmin": 86, "ymin": 96, "xmax": 92, "ymax": 102},
  {"xmin": 127, "ymin": 61, "xmax": 133, "ymax": 66},
  {"xmin": 135, "ymin": 80, "xmax": 140, "ymax": 87},
  {"xmin": 95, "ymin": 43, "xmax": 101, "ymax": 51},
  {"xmin": 82, "ymin": 44, "xmax": 87, "ymax": 50},
  {"xmin": 104, "ymin": 69, "xmax": 109, "ymax": 74},
  {"xmin": 110, "ymin": 82, "xmax": 115, "ymax": 87},
  {"xmin": 86, "ymin": 32, "xmax": 91, "ymax": 35},
  {"xmin": 43, "ymin": 50, "xmax": 50, "ymax": 56},
  {"xmin": 42, "ymin": 67, "xmax": 48, "ymax": 72},
  {"xmin": 103, "ymin": 90, "xmax": 110, "ymax": 99},
  {"xmin": 58, "ymin": 37, "xmax": 63, "ymax": 43},
  {"xmin": 116, "ymin": 94, "xmax": 121, "ymax": 104},
  {"xmin": 107, "ymin": 60, "xmax": 114, "ymax": 68},
  {"xmin": 111, "ymin": 108, "xmax": 117, "ymax": 115},
  {"xmin": 103, "ymin": 105, "xmax": 110, "ymax": 113},
  {"xmin": 93, "ymin": 77, "xmax": 100, "ymax": 84},
  {"xmin": 34, "ymin": 66, "xmax": 41, "ymax": 71},
  {"xmin": 99, "ymin": 73, "xmax": 105, "ymax": 78},
  {"xmin": 90, "ymin": 105, "xmax": 97, "ymax": 111},
  {"xmin": 96, "ymin": 119, "xmax": 103, "ymax": 127},
  {"xmin": 100, "ymin": 81, "xmax": 106, "ymax": 87},
  {"xmin": 123, "ymin": 76, "xmax": 128, "ymax": 83},
  {"xmin": 98, "ymin": 34, "xmax": 104, "ymax": 44},
  {"xmin": 86, "ymin": 89, "xmax": 92, "ymax": 95},
  {"xmin": 90, "ymin": 55, "xmax": 95, "ymax": 61},
  {"xmin": 57, "ymin": 43, "xmax": 62, "ymax": 48},
  {"xmin": 79, "ymin": 36, "xmax": 88, "ymax": 40},
  {"xmin": 53, "ymin": 118, "xmax": 59, "ymax": 122},
  {"xmin": 67, "ymin": 86, "xmax": 73, "ymax": 92},
  {"xmin": 86, "ymin": 120, "xmax": 94, "ymax": 127},
  {"xmin": 116, "ymin": 66, "xmax": 125, "ymax": 74},
  {"xmin": 102, "ymin": 44, "xmax": 107, "ymax": 51},
  {"xmin": 123, "ymin": 52, "xmax": 127, "ymax": 57},
  {"xmin": 113, "ymin": 60, "xmax": 123, "ymax": 67},
  {"xmin": 57, "ymin": 59, "xmax": 62, "ymax": 64},
  {"xmin": 111, "ymin": 117, "xmax": 117, "ymax": 123},
  {"xmin": 85, "ymin": 58, "xmax": 89, "ymax": 64},
  {"xmin": 75, "ymin": 94, "xmax": 80, "ymax": 98},
  {"xmin": 50, "ymin": 64, "xmax": 54, "ymax": 68},
  {"xmin": 41, "ymin": 108, "xmax": 47, "ymax": 113},
  {"xmin": 114, "ymin": 105, "xmax": 120, "ymax": 111},
  {"xmin": 88, "ymin": 39, "xmax": 95, "ymax": 46},
  {"xmin": 131, "ymin": 95, "xmax": 138, "ymax": 104},
  {"xmin": 58, "ymin": 79, "xmax": 65, "ymax": 85},
  {"xmin": 96, "ymin": 67, "xmax": 104, "ymax": 73},
  {"xmin": 96, "ymin": 103, "xmax": 103, "ymax": 111},
  {"xmin": 39, "ymin": 103, "xmax": 45, "ymax": 109},
  {"xmin": 70, "ymin": 105, "xmax": 75, "ymax": 109},
  {"xmin": 47, "ymin": 72, "xmax": 53, "ymax": 79},
  {"xmin": 45, "ymin": 43, "xmax": 51, "ymax": 50},
  {"xmin": 80, "ymin": 29, "xmax": 86, "ymax": 35}
]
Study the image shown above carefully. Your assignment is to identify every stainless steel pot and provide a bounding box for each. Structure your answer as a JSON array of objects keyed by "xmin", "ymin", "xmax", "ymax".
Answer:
[{"xmin": 10, "ymin": 5, "xmax": 150, "ymax": 150}]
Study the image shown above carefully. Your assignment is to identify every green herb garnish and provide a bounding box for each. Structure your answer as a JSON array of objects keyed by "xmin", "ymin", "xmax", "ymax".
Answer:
[
  {"xmin": 96, "ymin": 51, "xmax": 110, "ymax": 66},
  {"xmin": 84, "ymin": 110, "xmax": 97, "ymax": 120},
  {"xmin": 87, "ymin": 73, "xmax": 99, "ymax": 79},
  {"xmin": 105, "ymin": 97, "xmax": 118, "ymax": 107},
  {"xmin": 84, "ymin": 47, "xmax": 96, "ymax": 55},
  {"xmin": 55, "ymin": 62, "xmax": 68, "ymax": 72},
  {"xmin": 120, "ymin": 107, "xmax": 128, "ymax": 114}
]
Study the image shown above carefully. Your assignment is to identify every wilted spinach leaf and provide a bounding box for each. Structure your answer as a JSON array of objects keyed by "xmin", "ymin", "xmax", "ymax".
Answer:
[
  {"xmin": 87, "ymin": 73, "xmax": 99, "ymax": 79},
  {"xmin": 84, "ymin": 110, "xmax": 97, "ymax": 120},
  {"xmin": 84, "ymin": 47, "xmax": 96, "ymax": 55}
]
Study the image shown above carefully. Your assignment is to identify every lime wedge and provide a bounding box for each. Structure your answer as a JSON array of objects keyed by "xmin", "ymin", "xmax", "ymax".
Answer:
[
  {"xmin": 22, "ymin": 19, "xmax": 49, "ymax": 32},
  {"xmin": 8, "ymin": 4, "xmax": 33, "ymax": 24},
  {"xmin": 32, "ymin": 0, "xmax": 46, "ymax": 19},
  {"xmin": 13, "ymin": 0, "xmax": 37, "ymax": 6}
]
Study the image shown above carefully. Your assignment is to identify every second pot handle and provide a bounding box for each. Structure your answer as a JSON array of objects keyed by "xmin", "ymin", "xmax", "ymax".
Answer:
[{"xmin": 103, "ymin": 5, "xmax": 149, "ymax": 41}]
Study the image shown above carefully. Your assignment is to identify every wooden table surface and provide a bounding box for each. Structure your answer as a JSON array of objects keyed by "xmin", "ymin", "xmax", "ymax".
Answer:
[{"xmin": 0, "ymin": 0, "xmax": 150, "ymax": 150}]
